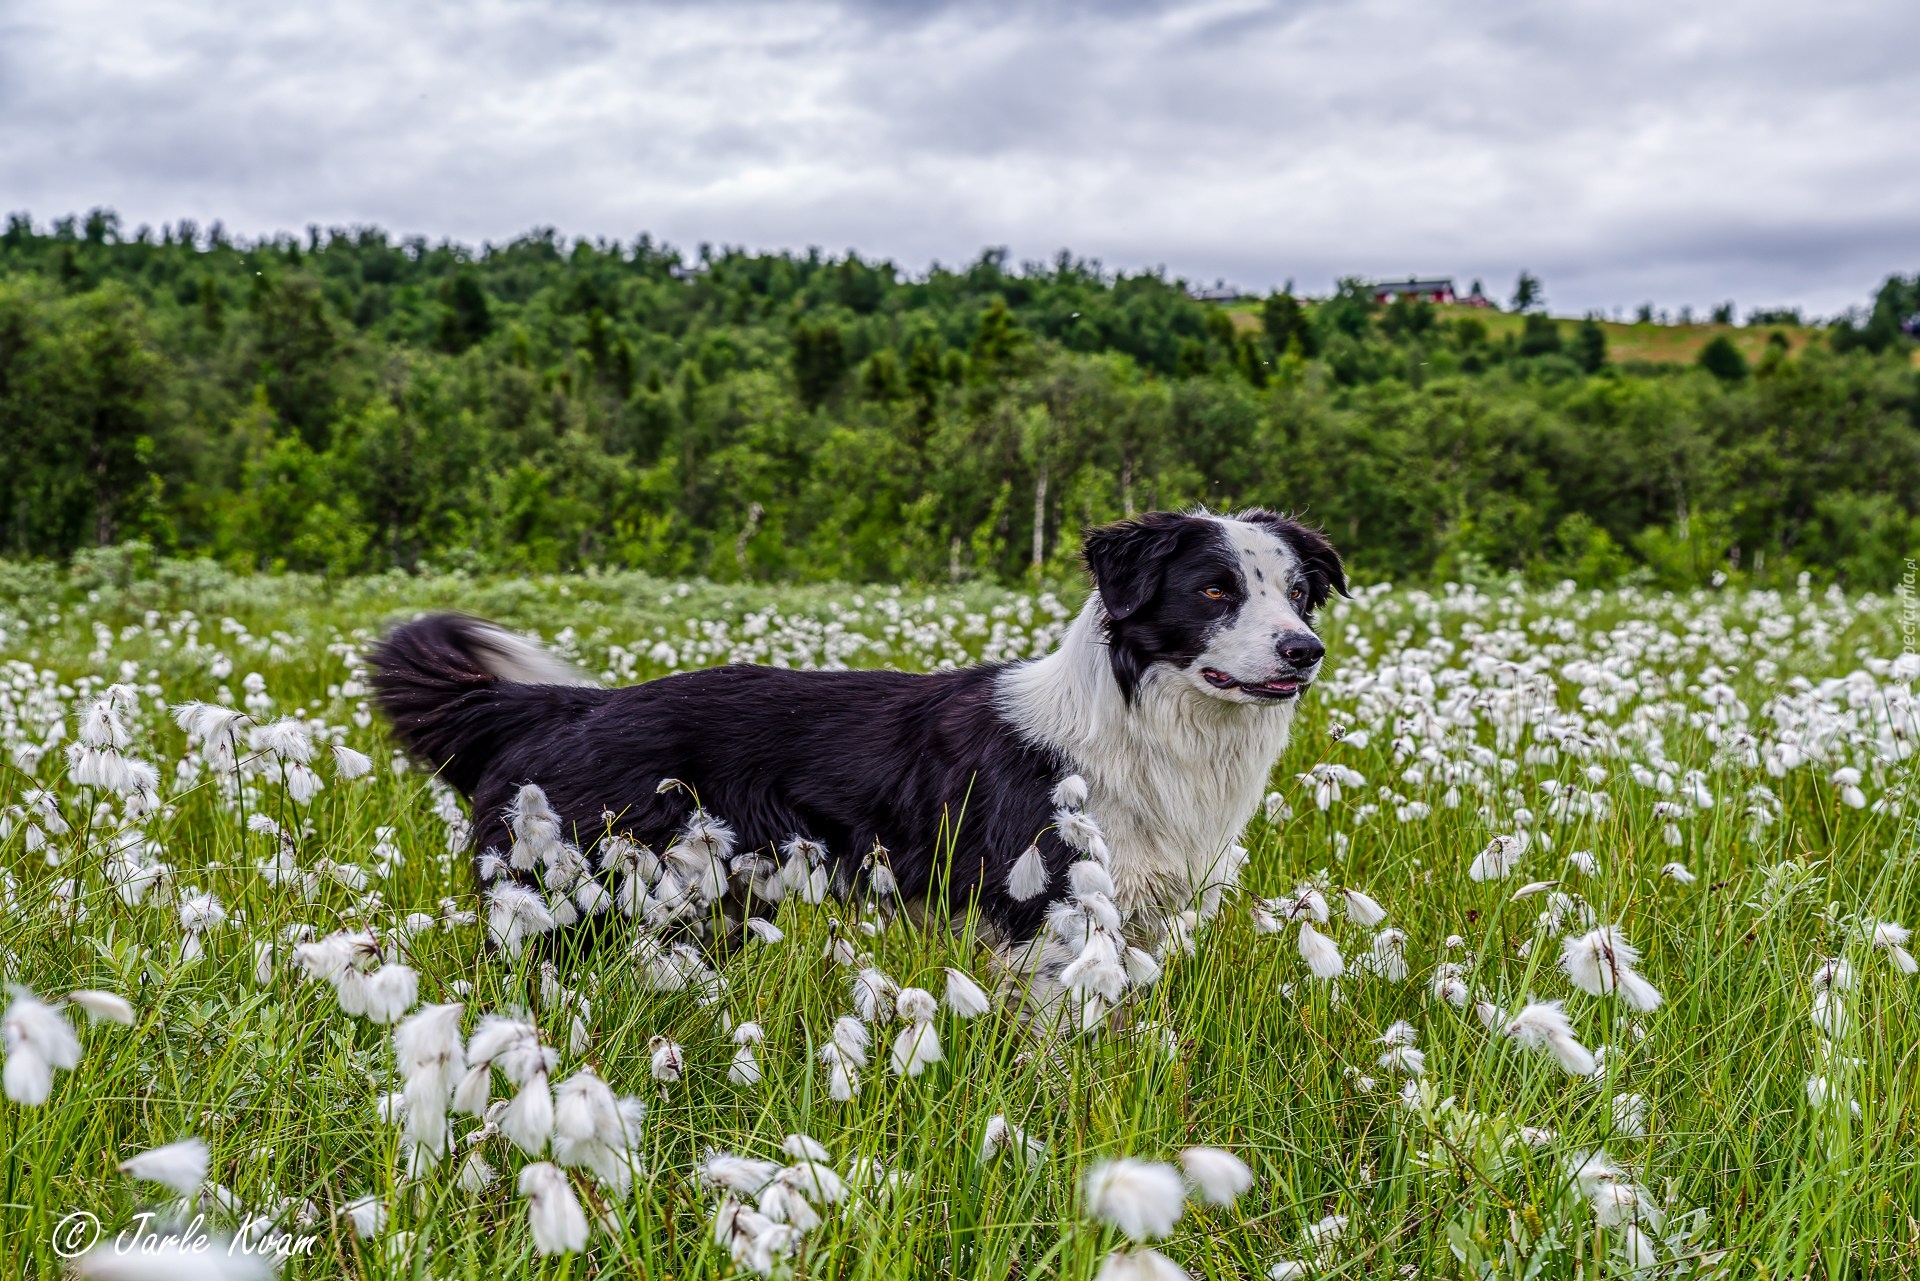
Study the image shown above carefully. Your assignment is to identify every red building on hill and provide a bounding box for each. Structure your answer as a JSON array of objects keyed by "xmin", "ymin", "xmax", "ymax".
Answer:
[{"xmin": 1369, "ymin": 277, "xmax": 1457, "ymax": 305}]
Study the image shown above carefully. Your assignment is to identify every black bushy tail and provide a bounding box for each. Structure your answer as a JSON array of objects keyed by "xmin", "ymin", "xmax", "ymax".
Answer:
[{"xmin": 368, "ymin": 613, "xmax": 597, "ymax": 798}]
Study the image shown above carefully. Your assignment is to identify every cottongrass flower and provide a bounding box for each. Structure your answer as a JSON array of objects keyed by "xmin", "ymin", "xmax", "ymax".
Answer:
[
  {"xmin": 1178, "ymin": 1147, "xmax": 1253, "ymax": 1206},
  {"xmin": 393, "ymin": 1003, "xmax": 465, "ymax": 1158},
  {"xmin": 730, "ymin": 1022, "xmax": 765, "ymax": 1086},
  {"xmin": 1083, "ymin": 1158, "xmax": 1186, "ymax": 1240},
  {"xmin": 1339, "ymin": 887, "xmax": 1387, "ymax": 927},
  {"xmin": 1360, "ymin": 929, "xmax": 1408, "ymax": 981},
  {"xmin": 1660, "ymin": 862, "xmax": 1697, "ymax": 885},
  {"xmin": 462, "ymin": 1015, "xmax": 557, "ymax": 1152},
  {"xmin": 362, "ymin": 964, "xmax": 420, "ymax": 1025},
  {"xmin": 1096, "ymin": 1247, "xmax": 1192, "ymax": 1281},
  {"xmin": 981, "ymin": 1114, "xmax": 1045, "ymax": 1164},
  {"xmin": 1469, "ymin": 834, "xmax": 1526, "ymax": 882},
  {"xmin": 1559, "ymin": 926, "xmax": 1664, "ymax": 1012},
  {"xmin": 1007, "ymin": 842, "xmax": 1050, "ymax": 900},
  {"xmin": 1612, "ymin": 1092, "xmax": 1651, "ymax": 1139},
  {"xmin": 1830, "ymin": 767, "xmax": 1867, "ymax": 809},
  {"xmin": 943, "ymin": 967, "xmax": 993, "ymax": 1017},
  {"xmin": 551, "ymin": 1067, "xmax": 647, "ymax": 1193},
  {"xmin": 1870, "ymin": 921, "xmax": 1916, "ymax": 974},
  {"xmin": 1296, "ymin": 921, "xmax": 1344, "ymax": 980},
  {"xmin": 890, "ymin": 988, "xmax": 943, "ymax": 1076},
  {"xmin": 331, "ymin": 743, "xmax": 374, "ymax": 778},
  {"xmin": 1429, "ymin": 963, "xmax": 1468, "ymax": 1008},
  {"xmin": 175, "ymin": 890, "xmax": 226, "ymax": 964},
  {"xmin": 1378, "ymin": 1045, "xmax": 1426, "ymax": 1077},
  {"xmin": 1503, "ymin": 1000, "xmax": 1597, "ymax": 1075},
  {"xmin": 713, "ymin": 1197, "xmax": 799, "ymax": 1277},
  {"xmin": 851, "ymin": 967, "xmax": 899, "ymax": 1023},
  {"xmin": 66, "ymin": 989, "xmax": 136, "ymax": 1025},
  {"xmin": 649, "ymin": 1035, "xmax": 685, "ymax": 1085},
  {"xmin": 3, "ymin": 987, "xmax": 82, "ymax": 1105},
  {"xmin": 832, "ymin": 1014, "xmax": 871, "ymax": 1068},
  {"xmin": 519, "ymin": 1161, "xmax": 590, "ymax": 1255},
  {"xmin": 486, "ymin": 882, "xmax": 558, "ymax": 957},
  {"xmin": 820, "ymin": 1044, "xmax": 860, "ymax": 1101},
  {"xmin": 119, "ymin": 1136, "xmax": 210, "ymax": 1198}
]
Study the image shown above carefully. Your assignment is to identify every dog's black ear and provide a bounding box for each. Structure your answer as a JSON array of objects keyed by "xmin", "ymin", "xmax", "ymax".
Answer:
[
  {"xmin": 1241, "ymin": 510, "xmax": 1349, "ymax": 613},
  {"xmin": 1082, "ymin": 512, "xmax": 1191, "ymax": 621}
]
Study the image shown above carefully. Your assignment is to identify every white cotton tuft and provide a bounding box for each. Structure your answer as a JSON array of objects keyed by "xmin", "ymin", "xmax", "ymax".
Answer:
[
  {"xmin": 1179, "ymin": 1146, "xmax": 1253, "ymax": 1206},
  {"xmin": 118, "ymin": 1136, "xmax": 210, "ymax": 1197},
  {"xmin": 66, "ymin": 989, "xmax": 136, "ymax": 1025},
  {"xmin": 649, "ymin": 1035, "xmax": 684, "ymax": 1084},
  {"xmin": 895, "ymin": 986, "xmax": 938, "ymax": 1024},
  {"xmin": 394, "ymin": 1002, "xmax": 466, "ymax": 1153},
  {"xmin": 362, "ymin": 964, "xmax": 420, "ymax": 1025},
  {"xmin": 889, "ymin": 1019, "xmax": 943, "ymax": 1076},
  {"xmin": 1007, "ymin": 844, "xmax": 1049, "ymax": 901},
  {"xmin": 1083, "ymin": 1158, "xmax": 1187, "ymax": 1242},
  {"xmin": 851, "ymin": 968, "xmax": 899, "ymax": 1023},
  {"xmin": 486, "ymin": 882, "xmax": 557, "ymax": 956},
  {"xmin": 3, "ymin": 989, "xmax": 82, "ymax": 1105},
  {"xmin": 1661, "ymin": 861, "xmax": 1696, "ymax": 884},
  {"xmin": 1096, "ymin": 1247, "xmax": 1193, "ymax": 1281},
  {"xmin": 821, "ymin": 1044, "xmax": 859, "ymax": 1101},
  {"xmin": 518, "ymin": 1161, "xmax": 590, "ymax": 1255},
  {"xmin": 1340, "ymin": 888, "xmax": 1388, "ymax": 928},
  {"xmin": 1053, "ymin": 774, "xmax": 1090, "ymax": 809},
  {"xmin": 1124, "ymin": 947, "xmax": 1163, "ymax": 989},
  {"xmin": 331, "ymin": 743, "xmax": 374, "ymax": 778},
  {"xmin": 1062, "ymin": 930, "xmax": 1129, "ymax": 1002},
  {"xmin": 1069, "ymin": 859, "xmax": 1118, "ymax": 901},
  {"xmin": 1468, "ymin": 834, "xmax": 1525, "ymax": 882},
  {"xmin": 729, "ymin": 1045, "xmax": 762, "ymax": 1086},
  {"xmin": 1504, "ymin": 1001, "xmax": 1596, "ymax": 1076},
  {"xmin": 943, "ymin": 968, "xmax": 992, "ymax": 1018},
  {"xmin": 980, "ymin": 1113, "xmax": 1045, "ymax": 1164},
  {"xmin": 1620, "ymin": 1223, "xmax": 1659, "ymax": 1271},
  {"xmin": 501, "ymin": 1073, "xmax": 554, "ymax": 1154},
  {"xmin": 1296, "ymin": 921, "xmax": 1345, "ymax": 979}
]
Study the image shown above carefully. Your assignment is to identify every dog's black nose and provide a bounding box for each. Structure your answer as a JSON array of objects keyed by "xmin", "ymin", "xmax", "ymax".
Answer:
[{"xmin": 1276, "ymin": 633, "xmax": 1324, "ymax": 668}]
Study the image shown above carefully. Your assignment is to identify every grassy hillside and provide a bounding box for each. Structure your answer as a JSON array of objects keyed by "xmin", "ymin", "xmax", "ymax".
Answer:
[{"xmin": 1226, "ymin": 301, "xmax": 1829, "ymax": 365}]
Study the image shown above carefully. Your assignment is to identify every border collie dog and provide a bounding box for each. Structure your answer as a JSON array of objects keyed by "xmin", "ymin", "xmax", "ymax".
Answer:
[{"xmin": 371, "ymin": 509, "xmax": 1344, "ymax": 993}]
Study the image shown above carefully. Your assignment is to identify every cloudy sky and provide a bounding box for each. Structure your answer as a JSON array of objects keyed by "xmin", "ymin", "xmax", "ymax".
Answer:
[{"xmin": 3, "ymin": 0, "xmax": 1914, "ymax": 317}]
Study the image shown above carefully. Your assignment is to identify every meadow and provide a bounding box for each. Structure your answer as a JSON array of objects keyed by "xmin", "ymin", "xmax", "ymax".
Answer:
[{"xmin": 1, "ymin": 558, "xmax": 1916, "ymax": 1279}]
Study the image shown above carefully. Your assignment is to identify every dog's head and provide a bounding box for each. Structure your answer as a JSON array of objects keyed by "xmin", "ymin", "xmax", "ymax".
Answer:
[{"xmin": 1082, "ymin": 509, "xmax": 1347, "ymax": 705}]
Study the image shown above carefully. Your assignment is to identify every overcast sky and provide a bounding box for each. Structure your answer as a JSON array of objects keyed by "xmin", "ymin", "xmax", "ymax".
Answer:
[{"xmin": 3, "ymin": 0, "xmax": 1914, "ymax": 317}]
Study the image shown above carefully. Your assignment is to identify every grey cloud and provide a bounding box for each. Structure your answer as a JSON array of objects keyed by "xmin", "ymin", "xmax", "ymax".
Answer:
[{"xmin": 0, "ymin": 0, "xmax": 1914, "ymax": 316}]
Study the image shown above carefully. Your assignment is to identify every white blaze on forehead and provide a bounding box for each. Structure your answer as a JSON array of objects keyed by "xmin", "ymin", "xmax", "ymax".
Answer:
[{"xmin": 1212, "ymin": 516, "xmax": 1301, "ymax": 612}]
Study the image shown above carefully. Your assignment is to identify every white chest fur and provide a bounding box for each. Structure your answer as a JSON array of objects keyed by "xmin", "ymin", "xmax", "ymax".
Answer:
[{"xmin": 996, "ymin": 600, "xmax": 1296, "ymax": 910}]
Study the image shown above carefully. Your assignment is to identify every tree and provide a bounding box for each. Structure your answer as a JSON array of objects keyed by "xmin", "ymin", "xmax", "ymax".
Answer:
[
  {"xmin": 1261, "ymin": 290, "xmax": 1314, "ymax": 356},
  {"xmin": 791, "ymin": 320, "xmax": 848, "ymax": 410},
  {"xmin": 1512, "ymin": 271, "xmax": 1543, "ymax": 313},
  {"xmin": 1518, "ymin": 313, "xmax": 1562, "ymax": 357},
  {"xmin": 1710, "ymin": 302, "xmax": 1734, "ymax": 325},
  {"xmin": 1697, "ymin": 335, "xmax": 1748, "ymax": 382},
  {"xmin": 1573, "ymin": 316, "xmax": 1608, "ymax": 373},
  {"xmin": 437, "ymin": 271, "xmax": 493, "ymax": 354}
]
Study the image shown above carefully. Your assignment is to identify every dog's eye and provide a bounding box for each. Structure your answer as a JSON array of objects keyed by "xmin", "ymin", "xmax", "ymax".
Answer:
[
  {"xmin": 1289, "ymin": 586, "xmax": 1304, "ymax": 601},
  {"xmin": 1202, "ymin": 586, "xmax": 1226, "ymax": 600}
]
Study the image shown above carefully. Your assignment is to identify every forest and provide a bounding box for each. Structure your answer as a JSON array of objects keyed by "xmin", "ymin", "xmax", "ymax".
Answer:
[{"xmin": 1, "ymin": 208, "xmax": 1916, "ymax": 588}]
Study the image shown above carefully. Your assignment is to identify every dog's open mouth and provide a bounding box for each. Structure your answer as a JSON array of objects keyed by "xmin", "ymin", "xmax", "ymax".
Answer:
[{"xmin": 1201, "ymin": 668, "xmax": 1304, "ymax": 699}]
